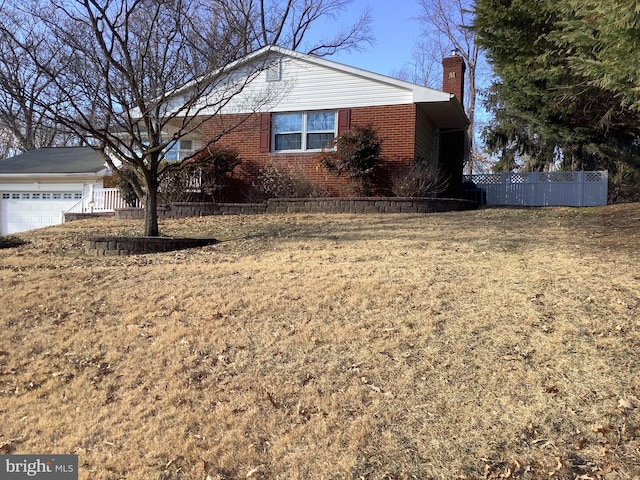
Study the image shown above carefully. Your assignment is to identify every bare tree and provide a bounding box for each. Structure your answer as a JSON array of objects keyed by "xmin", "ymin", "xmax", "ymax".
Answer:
[
  {"xmin": 1, "ymin": 0, "xmax": 372, "ymax": 236},
  {"xmin": 415, "ymin": 0, "xmax": 483, "ymax": 174},
  {"xmin": 0, "ymin": 128, "xmax": 14, "ymax": 159},
  {"xmin": 0, "ymin": 7, "xmax": 77, "ymax": 157},
  {"xmin": 392, "ymin": 45, "xmax": 442, "ymax": 89},
  {"xmin": 202, "ymin": 0, "xmax": 373, "ymax": 57}
]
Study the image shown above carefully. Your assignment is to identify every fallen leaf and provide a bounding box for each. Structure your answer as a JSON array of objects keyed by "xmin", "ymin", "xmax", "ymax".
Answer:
[
  {"xmin": 598, "ymin": 463, "xmax": 620, "ymax": 474},
  {"xmin": 618, "ymin": 398, "xmax": 634, "ymax": 410},
  {"xmin": 246, "ymin": 465, "xmax": 264, "ymax": 478}
]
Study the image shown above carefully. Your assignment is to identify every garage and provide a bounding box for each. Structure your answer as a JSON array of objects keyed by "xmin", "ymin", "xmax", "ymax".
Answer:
[
  {"xmin": 0, "ymin": 191, "xmax": 84, "ymax": 235},
  {"xmin": 0, "ymin": 147, "xmax": 108, "ymax": 235}
]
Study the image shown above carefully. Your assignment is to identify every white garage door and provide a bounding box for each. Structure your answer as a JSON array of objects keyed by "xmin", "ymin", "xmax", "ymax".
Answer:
[{"xmin": 0, "ymin": 191, "xmax": 83, "ymax": 235}]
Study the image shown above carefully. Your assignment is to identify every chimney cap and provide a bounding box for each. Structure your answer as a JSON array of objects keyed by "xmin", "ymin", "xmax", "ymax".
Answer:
[{"xmin": 451, "ymin": 48, "xmax": 460, "ymax": 57}]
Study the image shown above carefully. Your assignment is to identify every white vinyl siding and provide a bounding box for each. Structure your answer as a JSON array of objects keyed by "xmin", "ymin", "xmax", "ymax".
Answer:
[
  {"xmin": 202, "ymin": 55, "xmax": 438, "ymax": 115},
  {"xmin": 267, "ymin": 60, "xmax": 411, "ymax": 111}
]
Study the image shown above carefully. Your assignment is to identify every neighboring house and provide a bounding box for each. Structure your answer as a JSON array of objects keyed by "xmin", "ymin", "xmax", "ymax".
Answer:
[
  {"xmin": 173, "ymin": 46, "xmax": 469, "ymax": 201},
  {"xmin": 0, "ymin": 147, "xmax": 108, "ymax": 235}
]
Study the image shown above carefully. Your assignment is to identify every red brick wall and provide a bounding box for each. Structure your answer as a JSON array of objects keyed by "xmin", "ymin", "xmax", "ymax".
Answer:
[
  {"xmin": 200, "ymin": 104, "xmax": 418, "ymax": 200},
  {"xmin": 442, "ymin": 55, "xmax": 466, "ymax": 104}
]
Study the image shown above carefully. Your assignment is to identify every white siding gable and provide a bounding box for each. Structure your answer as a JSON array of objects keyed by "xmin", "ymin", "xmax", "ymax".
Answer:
[{"xmin": 196, "ymin": 48, "xmax": 452, "ymax": 115}]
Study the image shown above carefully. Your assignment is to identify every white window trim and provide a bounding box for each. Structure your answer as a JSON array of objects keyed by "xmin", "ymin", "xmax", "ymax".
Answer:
[{"xmin": 272, "ymin": 111, "xmax": 337, "ymax": 153}]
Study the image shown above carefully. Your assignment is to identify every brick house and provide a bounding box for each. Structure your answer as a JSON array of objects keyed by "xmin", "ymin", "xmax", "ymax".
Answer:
[{"xmin": 177, "ymin": 46, "xmax": 468, "ymax": 201}]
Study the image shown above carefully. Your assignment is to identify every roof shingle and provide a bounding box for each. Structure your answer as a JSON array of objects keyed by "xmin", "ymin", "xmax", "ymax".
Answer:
[{"xmin": 0, "ymin": 147, "xmax": 107, "ymax": 174}]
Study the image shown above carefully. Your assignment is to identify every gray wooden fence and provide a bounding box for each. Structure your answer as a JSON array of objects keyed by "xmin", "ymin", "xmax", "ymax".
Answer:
[{"xmin": 463, "ymin": 171, "xmax": 608, "ymax": 207}]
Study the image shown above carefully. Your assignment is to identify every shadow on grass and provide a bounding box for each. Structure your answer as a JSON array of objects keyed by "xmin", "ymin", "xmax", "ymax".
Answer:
[{"xmin": 0, "ymin": 236, "xmax": 28, "ymax": 249}]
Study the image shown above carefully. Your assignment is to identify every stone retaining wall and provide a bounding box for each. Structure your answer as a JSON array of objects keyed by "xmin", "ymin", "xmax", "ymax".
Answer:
[
  {"xmin": 85, "ymin": 236, "xmax": 218, "ymax": 256},
  {"xmin": 115, "ymin": 197, "xmax": 477, "ymax": 220},
  {"xmin": 64, "ymin": 212, "xmax": 116, "ymax": 222},
  {"xmin": 116, "ymin": 202, "xmax": 267, "ymax": 220},
  {"xmin": 266, "ymin": 197, "xmax": 478, "ymax": 214}
]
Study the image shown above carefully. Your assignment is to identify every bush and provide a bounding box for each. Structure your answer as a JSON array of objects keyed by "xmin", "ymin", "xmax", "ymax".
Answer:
[
  {"xmin": 158, "ymin": 164, "xmax": 194, "ymax": 205},
  {"xmin": 319, "ymin": 125, "xmax": 381, "ymax": 196},
  {"xmin": 252, "ymin": 161, "xmax": 327, "ymax": 200},
  {"xmin": 608, "ymin": 161, "xmax": 640, "ymax": 203},
  {"xmin": 195, "ymin": 147, "xmax": 241, "ymax": 198},
  {"xmin": 159, "ymin": 147, "xmax": 240, "ymax": 204},
  {"xmin": 390, "ymin": 159, "xmax": 449, "ymax": 197},
  {"xmin": 111, "ymin": 167, "xmax": 142, "ymax": 207}
]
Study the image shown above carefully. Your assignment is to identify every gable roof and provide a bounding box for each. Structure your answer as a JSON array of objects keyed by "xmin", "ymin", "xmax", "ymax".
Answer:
[
  {"xmin": 253, "ymin": 47, "xmax": 470, "ymax": 129},
  {"xmin": 168, "ymin": 46, "xmax": 468, "ymax": 129},
  {"xmin": 0, "ymin": 147, "xmax": 107, "ymax": 175},
  {"xmin": 251, "ymin": 46, "xmax": 455, "ymax": 104}
]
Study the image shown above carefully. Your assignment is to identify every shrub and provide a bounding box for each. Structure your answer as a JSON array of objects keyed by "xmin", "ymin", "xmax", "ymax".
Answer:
[
  {"xmin": 159, "ymin": 147, "xmax": 240, "ymax": 204},
  {"xmin": 195, "ymin": 147, "xmax": 241, "ymax": 199},
  {"xmin": 390, "ymin": 158, "xmax": 449, "ymax": 197},
  {"xmin": 111, "ymin": 167, "xmax": 142, "ymax": 207},
  {"xmin": 158, "ymin": 163, "xmax": 193, "ymax": 205},
  {"xmin": 608, "ymin": 161, "xmax": 640, "ymax": 204},
  {"xmin": 319, "ymin": 125, "xmax": 382, "ymax": 196},
  {"xmin": 253, "ymin": 161, "xmax": 328, "ymax": 200}
]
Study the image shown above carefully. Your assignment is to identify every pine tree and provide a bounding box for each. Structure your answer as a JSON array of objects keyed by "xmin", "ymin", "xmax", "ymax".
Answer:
[{"xmin": 474, "ymin": 0, "xmax": 640, "ymax": 171}]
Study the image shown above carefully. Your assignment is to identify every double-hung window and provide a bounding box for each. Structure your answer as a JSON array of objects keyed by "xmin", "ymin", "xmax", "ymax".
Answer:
[
  {"xmin": 273, "ymin": 111, "xmax": 336, "ymax": 152},
  {"xmin": 164, "ymin": 139, "xmax": 194, "ymax": 161}
]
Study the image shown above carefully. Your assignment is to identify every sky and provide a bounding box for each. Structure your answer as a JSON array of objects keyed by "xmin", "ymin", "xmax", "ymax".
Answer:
[{"xmin": 310, "ymin": 0, "xmax": 425, "ymax": 77}]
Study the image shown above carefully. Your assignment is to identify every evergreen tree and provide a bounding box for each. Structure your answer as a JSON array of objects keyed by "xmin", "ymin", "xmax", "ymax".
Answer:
[
  {"xmin": 474, "ymin": 0, "xmax": 640, "ymax": 171},
  {"xmin": 556, "ymin": 0, "xmax": 640, "ymax": 114}
]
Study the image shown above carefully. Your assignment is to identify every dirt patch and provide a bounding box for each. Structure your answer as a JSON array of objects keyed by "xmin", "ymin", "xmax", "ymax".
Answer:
[{"xmin": 0, "ymin": 204, "xmax": 639, "ymax": 479}]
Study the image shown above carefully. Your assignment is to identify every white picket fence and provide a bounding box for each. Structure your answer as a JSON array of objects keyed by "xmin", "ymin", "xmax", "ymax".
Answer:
[
  {"xmin": 64, "ymin": 187, "xmax": 139, "ymax": 214},
  {"xmin": 464, "ymin": 171, "xmax": 608, "ymax": 207}
]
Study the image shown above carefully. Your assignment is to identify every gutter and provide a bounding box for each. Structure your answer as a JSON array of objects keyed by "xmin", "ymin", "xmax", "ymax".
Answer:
[{"xmin": 0, "ymin": 170, "xmax": 108, "ymax": 179}]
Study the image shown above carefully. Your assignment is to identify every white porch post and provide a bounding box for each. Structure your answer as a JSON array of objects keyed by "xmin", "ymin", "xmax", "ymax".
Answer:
[{"xmin": 88, "ymin": 184, "xmax": 95, "ymax": 213}]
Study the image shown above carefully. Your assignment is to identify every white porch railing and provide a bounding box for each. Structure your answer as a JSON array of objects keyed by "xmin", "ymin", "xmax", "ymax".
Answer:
[
  {"xmin": 64, "ymin": 187, "xmax": 140, "ymax": 214},
  {"xmin": 464, "ymin": 171, "xmax": 608, "ymax": 207}
]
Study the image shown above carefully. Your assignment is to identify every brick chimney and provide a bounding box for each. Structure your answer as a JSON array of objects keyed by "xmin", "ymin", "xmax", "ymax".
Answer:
[{"xmin": 442, "ymin": 49, "xmax": 466, "ymax": 106}]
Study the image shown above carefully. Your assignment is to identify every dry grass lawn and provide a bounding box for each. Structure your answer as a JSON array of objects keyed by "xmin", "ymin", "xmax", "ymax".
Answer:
[{"xmin": 1, "ymin": 204, "xmax": 639, "ymax": 479}]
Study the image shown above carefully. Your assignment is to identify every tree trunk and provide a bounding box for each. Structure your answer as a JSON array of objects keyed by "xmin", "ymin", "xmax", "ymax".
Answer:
[
  {"xmin": 144, "ymin": 176, "xmax": 160, "ymax": 237},
  {"xmin": 570, "ymin": 144, "xmax": 583, "ymax": 171}
]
